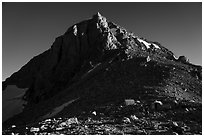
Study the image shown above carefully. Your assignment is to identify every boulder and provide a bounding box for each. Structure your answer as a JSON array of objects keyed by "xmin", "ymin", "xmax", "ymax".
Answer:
[
  {"xmin": 124, "ymin": 99, "xmax": 135, "ymax": 106},
  {"xmin": 178, "ymin": 56, "xmax": 189, "ymax": 63},
  {"xmin": 151, "ymin": 100, "xmax": 163, "ymax": 110},
  {"xmin": 123, "ymin": 117, "xmax": 131, "ymax": 123},
  {"xmin": 146, "ymin": 56, "xmax": 151, "ymax": 62},
  {"xmin": 30, "ymin": 127, "xmax": 40, "ymax": 132}
]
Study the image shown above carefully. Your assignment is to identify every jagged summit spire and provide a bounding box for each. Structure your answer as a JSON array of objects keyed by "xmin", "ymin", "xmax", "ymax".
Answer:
[
  {"xmin": 92, "ymin": 12, "xmax": 105, "ymax": 20},
  {"xmin": 96, "ymin": 12, "xmax": 102, "ymax": 17}
]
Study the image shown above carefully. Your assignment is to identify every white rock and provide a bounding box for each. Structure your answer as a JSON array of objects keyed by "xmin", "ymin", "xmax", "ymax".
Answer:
[
  {"xmin": 154, "ymin": 100, "xmax": 163, "ymax": 105},
  {"xmin": 151, "ymin": 100, "xmax": 163, "ymax": 110},
  {"xmin": 30, "ymin": 127, "xmax": 40, "ymax": 132},
  {"xmin": 56, "ymin": 127, "xmax": 64, "ymax": 131},
  {"xmin": 173, "ymin": 55, "xmax": 179, "ymax": 60},
  {"xmin": 97, "ymin": 12, "xmax": 102, "ymax": 18},
  {"xmin": 45, "ymin": 119, "xmax": 51, "ymax": 122},
  {"xmin": 189, "ymin": 100, "xmax": 195, "ymax": 103},
  {"xmin": 185, "ymin": 108, "xmax": 189, "ymax": 112},
  {"xmin": 130, "ymin": 115, "xmax": 139, "ymax": 121},
  {"xmin": 146, "ymin": 56, "xmax": 151, "ymax": 62},
  {"xmin": 66, "ymin": 117, "xmax": 79, "ymax": 125},
  {"xmin": 125, "ymin": 99, "xmax": 135, "ymax": 106},
  {"xmin": 40, "ymin": 125, "xmax": 47, "ymax": 130},
  {"xmin": 73, "ymin": 25, "xmax": 77, "ymax": 36},
  {"xmin": 11, "ymin": 125, "xmax": 16, "ymax": 128},
  {"xmin": 92, "ymin": 111, "xmax": 97, "ymax": 116},
  {"xmin": 136, "ymin": 100, "xmax": 141, "ymax": 103},
  {"xmin": 123, "ymin": 117, "xmax": 131, "ymax": 123},
  {"xmin": 59, "ymin": 122, "xmax": 67, "ymax": 127},
  {"xmin": 172, "ymin": 121, "xmax": 178, "ymax": 127}
]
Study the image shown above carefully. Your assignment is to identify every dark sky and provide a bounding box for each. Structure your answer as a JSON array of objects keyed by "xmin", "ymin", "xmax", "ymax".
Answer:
[{"xmin": 2, "ymin": 2, "xmax": 202, "ymax": 81}]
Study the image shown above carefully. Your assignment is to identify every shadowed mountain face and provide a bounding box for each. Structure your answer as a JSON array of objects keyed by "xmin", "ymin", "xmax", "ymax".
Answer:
[{"xmin": 2, "ymin": 13, "xmax": 202, "ymax": 135}]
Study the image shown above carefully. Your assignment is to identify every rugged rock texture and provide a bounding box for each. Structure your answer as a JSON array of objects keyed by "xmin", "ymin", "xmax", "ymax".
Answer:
[{"xmin": 2, "ymin": 13, "xmax": 202, "ymax": 134}]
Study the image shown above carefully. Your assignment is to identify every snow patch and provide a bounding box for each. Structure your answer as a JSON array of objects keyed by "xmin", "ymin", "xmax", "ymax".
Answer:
[
  {"xmin": 73, "ymin": 25, "xmax": 77, "ymax": 36},
  {"xmin": 41, "ymin": 98, "xmax": 80, "ymax": 120},
  {"xmin": 137, "ymin": 38, "xmax": 151, "ymax": 49},
  {"xmin": 2, "ymin": 85, "xmax": 28, "ymax": 122},
  {"xmin": 83, "ymin": 63, "xmax": 101, "ymax": 77},
  {"xmin": 152, "ymin": 43, "xmax": 160, "ymax": 49},
  {"xmin": 137, "ymin": 38, "xmax": 160, "ymax": 49}
]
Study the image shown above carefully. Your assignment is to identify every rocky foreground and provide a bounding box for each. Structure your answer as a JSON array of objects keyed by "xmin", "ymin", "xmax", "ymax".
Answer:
[
  {"xmin": 3, "ymin": 98, "xmax": 201, "ymax": 135},
  {"xmin": 2, "ymin": 13, "xmax": 202, "ymax": 134}
]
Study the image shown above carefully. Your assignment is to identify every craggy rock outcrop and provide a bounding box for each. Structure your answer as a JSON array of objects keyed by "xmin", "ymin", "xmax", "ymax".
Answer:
[{"xmin": 178, "ymin": 55, "xmax": 188, "ymax": 63}]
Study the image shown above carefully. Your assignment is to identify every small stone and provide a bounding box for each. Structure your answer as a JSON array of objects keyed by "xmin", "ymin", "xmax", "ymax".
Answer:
[
  {"xmin": 30, "ymin": 127, "xmax": 40, "ymax": 132},
  {"xmin": 185, "ymin": 108, "xmax": 189, "ymax": 112},
  {"xmin": 189, "ymin": 100, "xmax": 195, "ymax": 103},
  {"xmin": 56, "ymin": 127, "xmax": 64, "ymax": 131},
  {"xmin": 146, "ymin": 56, "xmax": 151, "ymax": 62},
  {"xmin": 123, "ymin": 117, "xmax": 131, "ymax": 123},
  {"xmin": 59, "ymin": 122, "xmax": 67, "ymax": 127},
  {"xmin": 151, "ymin": 100, "xmax": 163, "ymax": 110},
  {"xmin": 136, "ymin": 100, "xmax": 141, "ymax": 103},
  {"xmin": 172, "ymin": 121, "xmax": 178, "ymax": 127},
  {"xmin": 66, "ymin": 117, "xmax": 79, "ymax": 125},
  {"xmin": 40, "ymin": 125, "xmax": 47, "ymax": 130},
  {"xmin": 130, "ymin": 115, "xmax": 139, "ymax": 121},
  {"xmin": 173, "ymin": 100, "xmax": 178, "ymax": 104},
  {"xmin": 92, "ymin": 111, "xmax": 97, "ymax": 116},
  {"xmin": 172, "ymin": 132, "xmax": 179, "ymax": 135},
  {"xmin": 11, "ymin": 125, "xmax": 16, "ymax": 128},
  {"xmin": 45, "ymin": 119, "xmax": 52, "ymax": 122}
]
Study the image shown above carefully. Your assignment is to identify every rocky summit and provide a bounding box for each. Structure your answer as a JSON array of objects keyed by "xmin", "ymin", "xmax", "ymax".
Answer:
[{"xmin": 2, "ymin": 12, "xmax": 202, "ymax": 135}]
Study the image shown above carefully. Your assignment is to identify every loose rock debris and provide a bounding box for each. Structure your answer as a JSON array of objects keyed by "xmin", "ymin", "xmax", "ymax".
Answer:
[{"xmin": 3, "ymin": 98, "xmax": 201, "ymax": 135}]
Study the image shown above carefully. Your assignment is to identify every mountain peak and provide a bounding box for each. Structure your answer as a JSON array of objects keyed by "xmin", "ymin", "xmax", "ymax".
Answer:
[
  {"xmin": 92, "ymin": 12, "xmax": 103, "ymax": 19},
  {"xmin": 96, "ymin": 12, "xmax": 102, "ymax": 17},
  {"xmin": 2, "ymin": 13, "xmax": 202, "ymax": 133}
]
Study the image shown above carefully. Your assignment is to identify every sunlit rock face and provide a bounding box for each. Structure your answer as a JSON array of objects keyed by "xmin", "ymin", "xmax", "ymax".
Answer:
[{"xmin": 2, "ymin": 85, "xmax": 28, "ymax": 122}]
